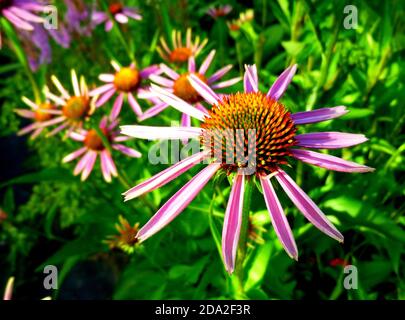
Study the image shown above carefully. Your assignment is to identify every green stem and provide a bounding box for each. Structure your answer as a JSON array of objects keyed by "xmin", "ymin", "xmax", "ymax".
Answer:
[
  {"xmin": 234, "ymin": 177, "xmax": 254, "ymax": 298},
  {"xmin": 1, "ymin": 18, "xmax": 41, "ymax": 102}
]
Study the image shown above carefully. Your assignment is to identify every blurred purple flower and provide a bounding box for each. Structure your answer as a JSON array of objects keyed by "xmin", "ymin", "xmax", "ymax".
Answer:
[
  {"xmin": 207, "ymin": 5, "xmax": 232, "ymax": 19},
  {"xmin": 64, "ymin": 0, "xmax": 93, "ymax": 36},
  {"xmin": 0, "ymin": 0, "xmax": 47, "ymax": 31},
  {"xmin": 91, "ymin": 2, "xmax": 142, "ymax": 32}
]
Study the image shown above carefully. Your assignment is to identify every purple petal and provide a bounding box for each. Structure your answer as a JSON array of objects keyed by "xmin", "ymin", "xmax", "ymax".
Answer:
[
  {"xmin": 96, "ymin": 88, "xmax": 116, "ymax": 107},
  {"xmin": 291, "ymin": 106, "xmax": 349, "ymax": 125},
  {"xmin": 291, "ymin": 149, "xmax": 375, "ymax": 173},
  {"xmin": 2, "ymin": 9, "xmax": 34, "ymax": 30},
  {"xmin": 243, "ymin": 65, "xmax": 258, "ymax": 93},
  {"xmin": 115, "ymin": 13, "xmax": 128, "ymax": 23},
  {"xmin": 138, "ymin": 102, "xmax": 168, "ymax": 121},
  {"xmin": 150, "ymin": 74, "xmax": 174, "ymax": 88},
  {"xmin": 211, "ymin": 77, "xmax": 241, "ymax": 89},
  {"xmin": 98, "ymin": 74, "xmax": 115, "ymax": 83},
  {"xmin": 150, "ymin": 85, "xmax": 206, "ymax": 120},
  {"xmin": 267, "ymin": 64, "xmax": 297, "ymax": 100},
  {"xmin": 136, "ymin": 163, "xmax": 221, "ymax": 242},
  {"xmin": 73, "ymin": 151, "xmax": 92, "ymax": 176},
  {"xmin": 199, "ymin": 50, "xmax": 216, "ymax": 75},
  {"xmin": 260, "ymin": 175, "xmax": 298, "ymax": 260},
  {"xmin": 63, "ymin": 147, "xmax": 87, "ymax": 163},
  {"xmin": 188, "ymin": 56, "xmax": 196, "ymax": 73},
  {"xmin": 3, "ymin": 277, "xmax": 14, "ymax": 300},
  {"xmin": 275, "ymin": 169, "xmax": 344, "ymax": 242},
  {"xmin": 140, "ymin": 65, "xmax": 160, "ymax": 78},
  {"xmin": 187, "ymin": 74, "xmax": 220, "ymax": 105},
  {"xmin": 100, "ymin": 150, "xmax": 112, "ymax": 182},
  {"xmin": 110, "ymin": 93, "xmax": 124, "ymax": 120},
  {"xmin": 222, "ymin": 174, "xmax": 245, "ymax": 274},
  {"xmin": 208, "ymin": 65, "xmax": 232, "ymax": 83},
  {"xmin": 123, "ymin": 151, "xmax": 208, "ymax": 201},
  {"xmin": 127, "ymin": 93, "xmax": 143, "ymax": 117},
  {"xmin": 112, "ymin": 144, "xmax": 142, "ymax": 158},
  {"xmin": 80, "ymin": 151, "xmax": 97, "ymax": 181},
  {"xmin": 120, "ymin": 125, "xmax": 202, "ymax": 140},
  {"xmin": 296, "ymin": 132, "xmax": 368, "ymax": 149},
  {"xmin": 160, "ymin": 64, "xmax": 179, "ymax": 80}
]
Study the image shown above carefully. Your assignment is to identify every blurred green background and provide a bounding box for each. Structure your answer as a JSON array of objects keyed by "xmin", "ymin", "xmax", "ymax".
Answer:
[{"xmin": 0, "ymin": 0, "xmax": 404, "ymax": 300}]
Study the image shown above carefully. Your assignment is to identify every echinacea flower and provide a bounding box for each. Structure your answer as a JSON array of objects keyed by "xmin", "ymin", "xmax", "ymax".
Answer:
[
  {"xmin": 157, "ymin": 28, "xmax": 208, "ymax": 64},
  {"xmin": 90, "ymin": 61, "xmax": 160, "ymax": 120},
  {"xmin": 14, "ymin": 96, "xmax": 58, "ymax": 138},
  {"xmin": 38, "ymin": 70, "xmax": 96, "ymax": 136},
  {"xmin": 207, "ymin": 5, "xmax": 232, "ymax": 19},
  {"xmin": 91, "ymin": 2, "xmax": 142, "ymax": 32},
  {"xmin": 63, "ymin": 116, "xmax": 141, "ymax": 182},
  {"xmin": 104, "ymin": 215, "xmax": 140, "ymax": 254},
  {"xmin": 144, "ymin": 49, "xmax": 240, "ymax": 125},
  {"xmin": 3, "ymin": 277, "xmax": 14, "ymax": 300},
  {"xmin": 121, "ymin": 64, "xmax": 374, "ymax": 273},
  {"xmin": 0, "ymin": 0, "xmax": 46, "ymax": 32}
]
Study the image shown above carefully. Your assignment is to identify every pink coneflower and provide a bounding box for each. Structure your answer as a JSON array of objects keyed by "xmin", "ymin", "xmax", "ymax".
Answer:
[
  {"xmin": 207, "ymin": 5, "xmax": 232, "ymax": 19},
  {"xmin": 157, "ymin": 28, "xmax": 208, "ymax": 64},
  {"xmin": 89, "ymin": 60, "xmax": 160, "ymax": 120},
  {"xmin": 121, "ymin": 64, "xmax": 374, "ymax": 273},
  {"xmin": 0, "ymin": 0, "xmax": 46, "ymax": 32},
  {"xmin": 37, "ymin": 70, "xmax": 96, "ymax": 136},
  {"xmin": 14, "ymin": 96, "xmax": 58, "ymax": 138},
  {"xmin": 91, "ymin": 2, "xmax": 142, "ymax": 32},
  {"xmin": 143, "ymin": 49, "xmax": 240, "ymax": 125},
  {"xmin": 63, "ymin": 117, "xmax": 141, "ymax": 182}
]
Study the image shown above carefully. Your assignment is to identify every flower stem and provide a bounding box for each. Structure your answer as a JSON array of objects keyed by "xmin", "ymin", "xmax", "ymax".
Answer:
[{"xmin": 233, "ymin": 176, "xmax": 253, "ymax": 298}]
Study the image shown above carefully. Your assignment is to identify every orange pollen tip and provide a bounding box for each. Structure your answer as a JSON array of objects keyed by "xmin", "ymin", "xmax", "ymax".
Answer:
[
  {"xmin": 63, "ymin": 96, "xmax": 90, "ymax": 120},
  {"xmin": 173, "ymin": 72, "xmax": 207, "ymax": 104},
  {"xmin": 200, "ymin": 92, "xmax": 297, "ymax": 175},
  {"xmin": 114, "ymin": 67, "xmax": 140, "ymax": 92},
  {"xmin": 34, "ymin": 103, "xmax": 54, "ymax": 122},
  {"xmin": 109, "ymin": 3, "xmax": 123, "ymax": 15},
  {"xmin": 169, "ymin": 47, "xmax": 192, "ymax": 63},
  {"xmin": 84, "ymin": 128, "xmax": 108, "ymax": 151}
]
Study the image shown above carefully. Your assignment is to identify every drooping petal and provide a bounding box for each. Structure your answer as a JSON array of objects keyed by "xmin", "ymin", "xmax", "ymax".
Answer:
[
  {"xmin": 188, "ymin": 56, "xmax": 196, "ymax": 73},
  {"xmin": 51, "ymin": 75, "xmax": 70, "ymax": 99},
  {"xmin": 62, "ymin": 147, "xmax": 87, "ymax": 163},
  {"xmin": 260, "ymin": 175, "xmax": 298, "ymax": 260},
  {"xmin": 188, "ymin": 74, "xmax": 220, "ymax": 105},
  {"xmin": 127, "ymin": 93, "xmax": 143, "ymax": 117},
  {"xmin": 291, "ymin": 149, "xmax": 375, "ymax": 173},
  {"xmin": 275, "ymin": 169, "xmax": 344, "ymax": 242},
  {"xmin": 296, "ymin": 132, "xmax": 368, "ymax": 149},
  {"xmin": 120, "ymin": 125, "xmax": 202, "ymax": 140},
  {"xmin": 112, "ymin": 144, "xmax": 142, "ymax": 158},
  {"xmin": 14, "ymin": 109, "xmax": 35, "ymax": 118},
  {"xmin": 115, "ymin": 13, "xmax": 128, "ymax": 23},
  {"xmin": 138, "ymin": 102, "xmax": 168, "ymax": 121},
  {"xmin": 267, "ymin": 64, "xmax": 297, "ymax": 100},
  {"xmin": 136, "ymin": 163, "xmax": 221, "ymax": 242},
  {"xmin": 73, "ymin": 151, "xmax": 92, "ymax": 176},
  {"xmin": 211, "ymin": 77, "xmax": 241, "ymax": 89},
  {"xmin": 150, "ymin": 74, "xmax": 174, "ymax": 88},
  {"xmin": 110, "ymin": 93, "xmax": 124, "ymax": 120},
  {"xmin": 243, "ymin": 64, "xmax": 258, "ymax": 93},
  {"xmin": 71, "ymin": 70, "xmax": 81, "ymax": 97},
  {"xmin": 123, "ymin": 151, "xmax": 208, "ymax": 201},
  {"xmin": 150, "ymin": 85, "xmax": 206, "ymax": 120},
  {"xmin": 222, "ymin": 174, "xmax": 245, "ymax": 274},
  {"xmin": 159, "ymin": 64, "xmax": 179, "ymax": 80},
  {"xmin": 291, "ymin": 106, "xmax": 348, "ymax": 125},
  {"xmin": 100, "ymin": 150, "xmax": 112, "ymax": 183},
  {"xmin": 80, "ymin": 151, "xmax": 97, "ymax": 181},
  {"xmin": 208, "ymin": 65, "xmax": 232, "ymax": 83},
  {"xmin": 2, "ymin": 9, "xmax": 34, "ymax": 30},
  {"xmin": 96, "ymin": 88, "xmax": 116, "ymax": 107}
]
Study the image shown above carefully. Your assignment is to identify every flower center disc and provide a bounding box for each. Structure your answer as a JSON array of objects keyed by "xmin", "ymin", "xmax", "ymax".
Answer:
[
  {"xmin": 63, "ymin": 96, "xmax": 90, "ymax": 120},
  {"xmin": 109, "ymin": 3, "xmax": 123, "ymax": 15},
  {"xmin": 34, "ymin": 103, "xmax": 54, "ymax": 122},
  {"xmin": 201, "ymin": 92, "xmax": 297, "ymax": 175},
  {"xmin": 114, "ymin": 67, "xmax": 140, "ymax": 92},
  {"xmin": 173, "ymin": 73, "xmax": 207, "ymax": 104},
  {"xmin": 169, "ymin": 47, "xmax": 192, "ymax": 63},
  {"xmin": 84, "ymin": 129, "xmax": 108, "ymax": 151}
]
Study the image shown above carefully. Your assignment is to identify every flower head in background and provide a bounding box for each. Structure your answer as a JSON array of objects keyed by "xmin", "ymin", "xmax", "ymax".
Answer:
[
  {"xmin": 64, "ymin": 0, "xmax": 93, "ymax": 36},
  {"xmin": 39, "ymin": 70, "xmax": 96, "ymax": 136},
  {"xmin": 207, "ymin": 5, "xmax": 232, "ymax": 19},
  {"xmin": 104, "ymin": 215, "xmax": 140, "ymax": 254},
  {"xmin": 121, "ymin": 64, "xmax": 374, "ymax": 273},
  {"xmin": 63, "ymin": 117, "xmax": 141, "ymax": 182},
  {"xmin": 144, "ymin": 50, "xmax": 240, "ymax": 126},
  {"xmin": 0, "ymin": 0, "xmax": 46, "ymax": 32},
  {"xmin": 157, "ymin": 28, "xmax": 208, "ymax": 65},
  {"xmin": 14, "ymin": 96, "xmax": 59, "ymax": 138},
  {"xmin": 92, "ymin": 2, "xmax": 142, "ymax": 32},
  {"xmin": 3, "ymin": 277, "xmax": 14, "ymax": 300},
  {"xmin": 90, "ymin": 61, "xmax": 160, "ymax": 120},
  {"xmin": 227, "ymin": 9, "xmax": 254, "ymax": 32}
]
